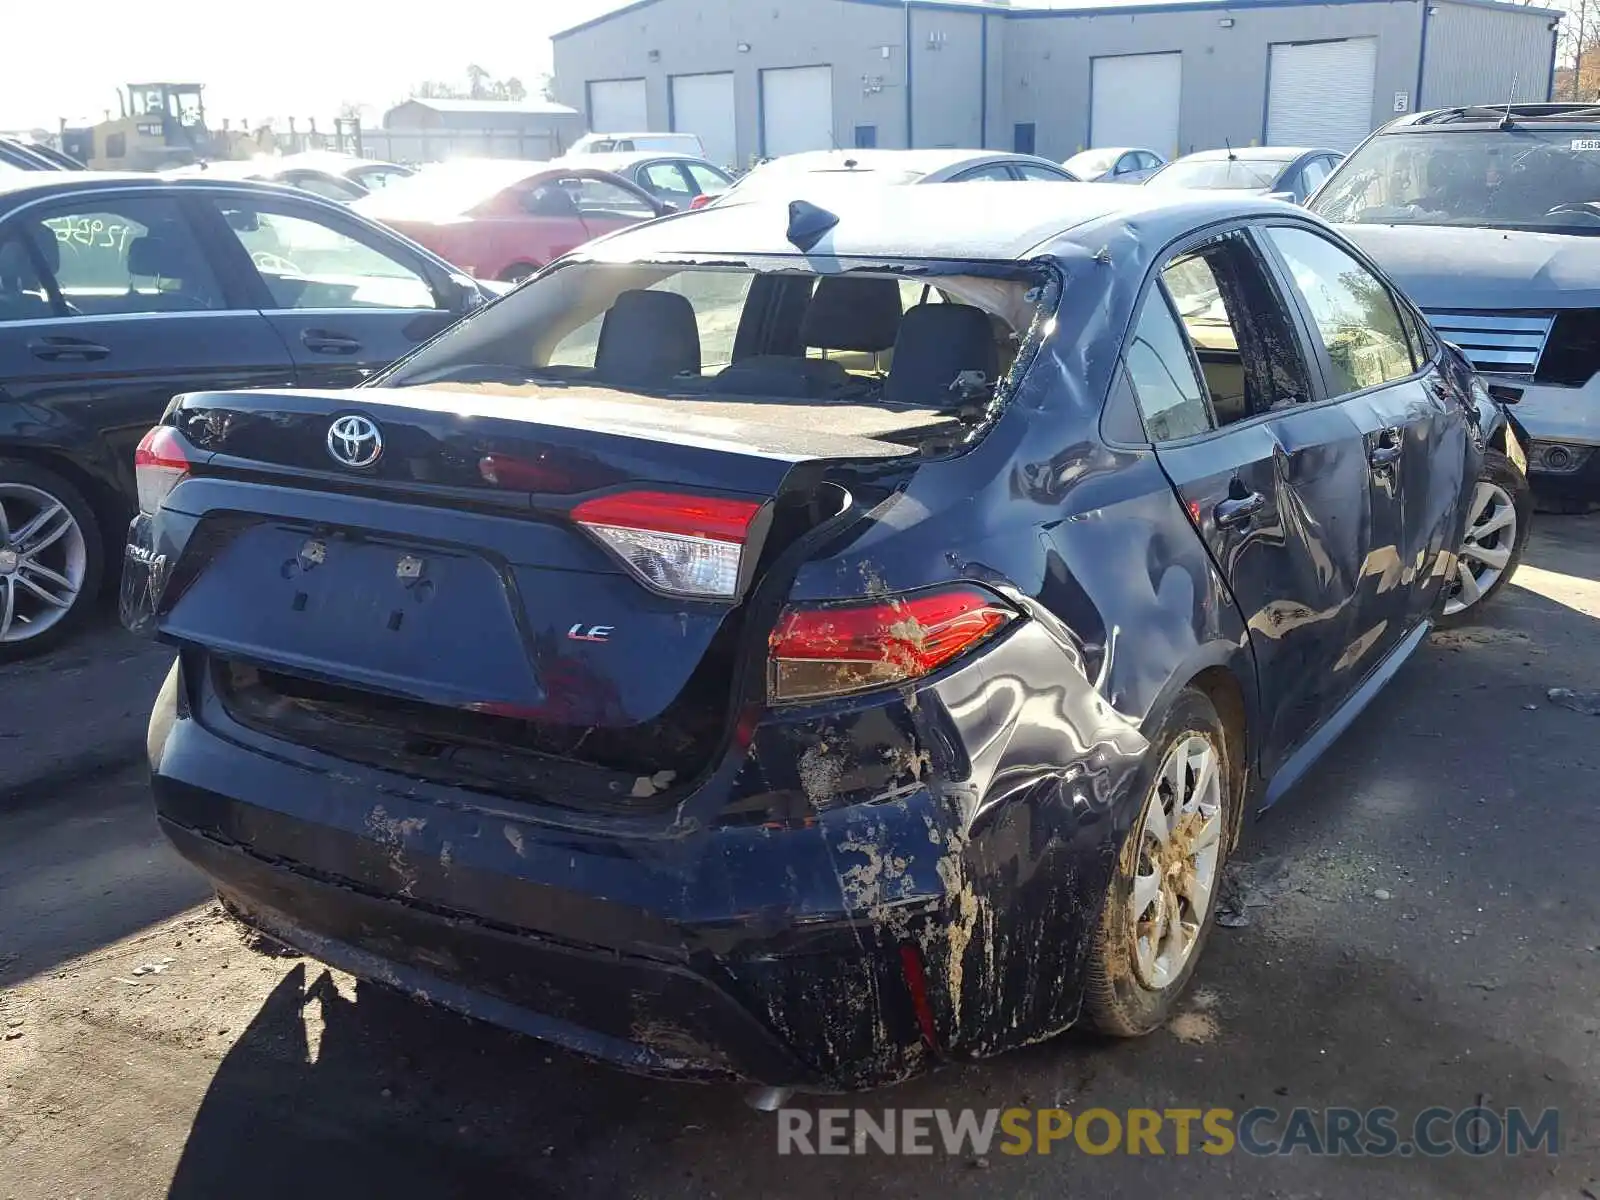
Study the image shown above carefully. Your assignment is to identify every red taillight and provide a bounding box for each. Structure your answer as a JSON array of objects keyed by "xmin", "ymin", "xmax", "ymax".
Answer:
[
  {"xmin": 689, "ymin": 194, "xmax": 713, "ymax": 210},
  {"xmin": 768, "ymin": 585, "xmax": 1016, "ymax": 703},
  {"xmin": 134, "ymin": 426, "xmax": 192, "ymax": 515},
  {"xmin": 571, "ymin": 490, "xmax": 763, "ymax": 599}
]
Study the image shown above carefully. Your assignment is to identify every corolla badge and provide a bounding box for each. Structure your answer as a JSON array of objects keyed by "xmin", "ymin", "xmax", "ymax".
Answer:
[{"xmin": 327, "ymin": 414, "xmax": 383, "ymax": 468}]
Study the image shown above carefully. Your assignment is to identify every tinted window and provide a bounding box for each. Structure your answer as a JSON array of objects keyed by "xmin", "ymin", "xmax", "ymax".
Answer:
[
  {"xmin": 1300, "ymin": 156, "xmax": 1333, "ymax": 195},
  {"xmin": 35, "ymin": 196, "xmax": 223, "ymax": 315},
  {"xmin": 641, "ymin": 162, "xmax": 693, "ymax": 203},
  {"xmin": 1161, "ymin": 232, "xmax": 1313, "ymax": 424},
  {"xmin": 1016, "ymin": 163, "xmax": 1072, "ymax": 181},
  {"xmin": 212, "ymin": 200, "xmax": 438, "ymax": 311},
  {"xmin": 572, "ymin": 178, "xmax": 656, "ymax": 219},
  {"xmin": 951, "ymin": 163, "xmax": 1017, "ymax": 182},
  {"xmin": 1266, "ymin": 226, "xmax": 1414, "ymax": 394},
  {"xmin": 1137, "ymin": 151, "xmax": 1163, "ymax": 171},
  {"xmin": 1126, "ymin": 287, "xmax": 1212, "ymax": 440},
  {"xmin": 1114, "ymin": 153, "xmax": 1140, "ymax": 176},
  {"xmin": 683, "ymin": 163, "xmax": 731, "ymax": 195},
  {"xmin": 0, "ymin": 230, "xmax": 53, "ymax": 321}
]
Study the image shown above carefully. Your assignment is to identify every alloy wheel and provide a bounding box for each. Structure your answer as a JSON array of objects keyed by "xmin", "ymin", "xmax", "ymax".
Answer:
[
  {"xmin": 0, "ymin": 483, "xmax": 88, "ymax": 645},
  {"xmin": 1443, "ymin": 481, "xmax": 1517, "ymax": 618},
  {"xmin": 1129, "ymin": 733, "xmax": 1224, "ymax": 991}
]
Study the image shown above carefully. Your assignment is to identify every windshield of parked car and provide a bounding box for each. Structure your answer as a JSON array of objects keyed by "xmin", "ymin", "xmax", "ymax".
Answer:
[
  {"xmin": 1311, "ymin": 129, "xmax": 1600, "ymax": 232},
  {"xmin": 1067, "ymin": 149, "xmax": 1122, "ymax": 176},
  {"xmin": 354, "ymin": 160, "xmax": 548, "ymax": 218},
  {"xmin": 1150, "ymin": 157, "xmax": 1292, "ymax": 189},
  {"xmin": 378, "ymin": 261, "xmax": 1045, "ymax": 426}
]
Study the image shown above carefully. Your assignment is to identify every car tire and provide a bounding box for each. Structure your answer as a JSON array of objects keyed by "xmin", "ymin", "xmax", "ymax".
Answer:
[
  {"xmin": 0, "ymin": 458, "xmax": 104, "ymax": 663},
  {"xmin": 1084, "ymin": 686, "xmax": 1236, "ymax": 1038},
  {"xmin": 1436, "ymin": 450, "xmax": 1531, "ymax": 629}
]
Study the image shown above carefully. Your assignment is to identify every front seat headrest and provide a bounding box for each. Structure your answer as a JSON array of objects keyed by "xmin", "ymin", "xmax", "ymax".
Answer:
[
  {"xmin": 127, "ymin": 233, "xmax": 199, "ymax": 280},
  {"xmin": 800, "ymin": 275, "xmax": 903, "ymax": 354},
  {"xmin": 882, "ymin": 303, "xmax": 999, "ymax": 408},
  {"xmin": 595, "ymin": 289, "xmax": 703, "ymax": 385}
]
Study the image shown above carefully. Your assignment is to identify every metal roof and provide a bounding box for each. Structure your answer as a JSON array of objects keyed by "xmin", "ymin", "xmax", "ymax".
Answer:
[
  {"xmin": 574, "ymin": 179, "xmax": 1298, "ymax": 263},
  {"xmin": 556, "ymin": 0, "xmax": 1562, "ymax": 39},
  {"xmin": 393, "ymin": 98, "xmax": 581, "ymax": 117}
]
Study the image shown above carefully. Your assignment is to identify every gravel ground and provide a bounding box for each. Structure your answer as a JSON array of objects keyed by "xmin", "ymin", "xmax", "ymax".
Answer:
[{"xmin": 1, "ymin": 521, "xmax": 1598, "ymax": 1199}]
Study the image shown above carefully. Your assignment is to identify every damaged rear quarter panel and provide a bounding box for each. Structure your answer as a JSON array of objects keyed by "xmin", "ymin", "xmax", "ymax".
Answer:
[{"xmin": 779, "ymin": 226, "xmax": 1258, "ymax": 1062}]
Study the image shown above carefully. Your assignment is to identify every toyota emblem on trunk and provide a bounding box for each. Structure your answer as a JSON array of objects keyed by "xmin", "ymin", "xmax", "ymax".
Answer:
[{"xmin": 327, "ymin": 414, "xmax": 383, "ymax": 468}]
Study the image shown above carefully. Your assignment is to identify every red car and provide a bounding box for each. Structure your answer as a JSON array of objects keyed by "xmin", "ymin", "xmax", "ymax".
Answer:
[{"xmin": 352, "ymin": 161, "xmax": 669, "ymax": 284}]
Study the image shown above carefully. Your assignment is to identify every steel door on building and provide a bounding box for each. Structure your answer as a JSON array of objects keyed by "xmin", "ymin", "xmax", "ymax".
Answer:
[
  {"xmin": 589, "ymin": 78, "xmax": 649, "ymax": 133},
  {"xmin": 671, "ymin": 72, "xmax": 737, "ymax": 169},
  {"xmin": 1090, "ymin": 52, "xmax": 1183, "ymax": 160},
  {"xmin": 760, "ymin": 66, "xmax": 834, "ymax": 158},
  {"xmin": 1266, "ymin": 38, "xmax": 1378, "ymax": 151}
]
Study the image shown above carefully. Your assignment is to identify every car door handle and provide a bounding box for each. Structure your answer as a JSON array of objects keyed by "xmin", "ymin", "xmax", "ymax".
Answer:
[
  {"xmin": 1369, "ymin": 429, "xmax": 1403, "ymax": 469},
  {"xmin": 1214, "ymin": 491, "xmax": 1265, "ymax": 528},
  {"xmin": 301, "ymin": 330, "xmax": 363, "ymax": 355},
  {"xmin": 27, "ymin": 337, "xmax": 109, "ymax": 362}
]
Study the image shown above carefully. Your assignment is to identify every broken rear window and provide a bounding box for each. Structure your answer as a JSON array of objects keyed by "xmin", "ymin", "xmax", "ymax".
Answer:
[{"xmin": 378, "ymin": 260, "xmax": 1049, "ymax": 422}]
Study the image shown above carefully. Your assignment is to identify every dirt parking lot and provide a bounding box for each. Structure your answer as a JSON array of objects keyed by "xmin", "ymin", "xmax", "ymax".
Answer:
[{"xmin": 3, "ymin": 520, "xmax": 1599, "ymax": 1199}]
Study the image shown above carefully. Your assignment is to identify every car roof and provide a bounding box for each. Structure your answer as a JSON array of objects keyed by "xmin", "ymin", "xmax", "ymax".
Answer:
[
  {"xmin": 754, "ymin": 148, "xmax": 1032, "ymax": 176},
  {"xmin": 561, "ymin": 151, "xmax": 715, "ymax": 170},
  {"xmin": 577, "ymin": 180, "xmax": 1297, "ymax": 264},
  {"xmin": 1390, "ymin": 102, "xmax": 1600, "ymax": 129},
  {"xmin": 1175, "ymin": 146, "xmax": 1328, "ymax": 162},
  {"xmin": 0, "ymin": 170, "xmax": 363, "ymax": 209}
]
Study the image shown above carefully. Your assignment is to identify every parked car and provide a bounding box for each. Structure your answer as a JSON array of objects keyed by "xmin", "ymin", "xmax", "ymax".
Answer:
[
  {"xmin": 0, "ymin": 172, "xmax": 497, "ymax": 658},
  {"xmin": 173, "ymin": 159, "xmax": 373, "ymax": 204},
  {"xmin": 560, "ymin": 151, "xmax": 733, "ymax": 209},
  {"xmin": 1146, "ymin": 147, "xmax": 1343, "ymax": 203},
  {"xmin": 275, "ymin": 151, "xmax": 415, "ymax": 193},
  {"xmin": 1064, "ymin": 146, "xmax": 1167, "ymax": 183},
  {"xmin": 568, "ymin": 131, "xmax": 707, "ymax": 158},
  {"xmin": 0, "ymin": 138, "xmax": 64, "ymax": 171},
  {"xmin": 124, "ymin": 183, "xmax": 1525, "ymax": 1091},
  {"xmin": 716, "ymin": 149, "xmax": 1079, "ymax": 205},
  {"xmin": 1309, "ymin": 102, "xmax": 1600, "ymax": 511},
  {"xmin": 353, "ymin": 160, "xmax": 670, "ymax": 283}
]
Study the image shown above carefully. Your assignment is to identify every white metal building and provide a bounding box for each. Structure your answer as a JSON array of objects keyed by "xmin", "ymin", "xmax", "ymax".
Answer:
[{"xmin": 552, "ymin": 0, "xmax": 1562, "ymax": 170}]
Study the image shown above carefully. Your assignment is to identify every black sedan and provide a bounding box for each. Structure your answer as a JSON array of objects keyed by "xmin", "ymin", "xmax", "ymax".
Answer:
[
  {"xmin": 123, "ymin": 184, "xmax": 1527, "ymax": 1091},
  {"xmin": 0, "ymin": 171, "xmax": 492, "ymax": 658}
]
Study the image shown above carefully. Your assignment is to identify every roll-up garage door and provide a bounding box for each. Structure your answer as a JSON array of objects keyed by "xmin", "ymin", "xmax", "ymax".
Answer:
[
  {"xmin": 671, "ymin": 73, "xmax": 736, "ymax": 169},
  {"xmin": 1266, "ymin": 39, "xmax": 1378, "ymax": 150},
  {"xmin": 1090, "ymin": 53, "xmax": 1182, "ymax": 159},
  {"xmin": 761, "ymin": 66, "xmax": 834, "ymax": 158},
  {"xmin": 588, "ymin": 78, "xmax": 649, "ymax": 133}
]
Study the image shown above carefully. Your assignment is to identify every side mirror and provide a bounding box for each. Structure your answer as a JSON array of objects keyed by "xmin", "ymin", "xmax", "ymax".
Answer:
[
  {"xmin": 446, "ymin": 272, "xmax": 489, "ymax": 313},
  {"xmin": 1267, "ymin": 190, "xmax": 1297, "ymax": 203},
  {"xmin": 659, "ymin": 200, "xmax": 681, "ymax": 214}
]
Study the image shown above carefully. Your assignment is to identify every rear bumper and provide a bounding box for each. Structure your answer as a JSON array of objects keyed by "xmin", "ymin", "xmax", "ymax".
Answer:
[{"xmin": 162, "ymin": 819, "xmax": 814, "ymax": 1084}]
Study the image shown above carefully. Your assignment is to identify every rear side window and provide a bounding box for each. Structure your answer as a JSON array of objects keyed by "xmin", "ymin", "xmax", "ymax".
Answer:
[
  {"xmin": 0, "ymin": 230, "xmax": 53, "ymax": 321},
  {"xmin": 1158, "ymin": 230, "xmax": 1314, "ymax": 426},
  {"xmin": 1266, "ymin": 226, "xmax": 1414, "ymax": 395},
  {"xmin": 1126, "ymin": 287, "xmax": 1212, "ymax": 440},
  {"xmin": 571, "ymin": 178, "xmax": 657, "ymax": 220},
  {"xmin": 32, "ymin": 196, "xmax": 223, "ymax": 316}
]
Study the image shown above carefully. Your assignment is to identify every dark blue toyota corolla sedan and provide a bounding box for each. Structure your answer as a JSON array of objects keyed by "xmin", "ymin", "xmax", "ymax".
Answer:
[{"xmin": 122, "ymin": 183, "xmax": 1529, "ymax": 1091}]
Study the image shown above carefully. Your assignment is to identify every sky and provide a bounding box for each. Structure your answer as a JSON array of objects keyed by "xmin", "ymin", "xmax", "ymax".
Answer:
[{"xmin": 0, "ymin": 0, "xmax": 629, "ymax": 132}]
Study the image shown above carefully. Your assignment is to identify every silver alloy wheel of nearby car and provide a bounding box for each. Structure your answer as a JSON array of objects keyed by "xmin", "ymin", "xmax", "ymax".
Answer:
[
  {"xmin": 1442, "ymin": 480, "xmax": 1518, "ymax": 618},
  {"xmin": 1129, "ymin": 733, "xmax": 1224, "ymax": 991},
  {"xmin": 0, "ymin": 482, "xmax": 88, "ymax": 644}
]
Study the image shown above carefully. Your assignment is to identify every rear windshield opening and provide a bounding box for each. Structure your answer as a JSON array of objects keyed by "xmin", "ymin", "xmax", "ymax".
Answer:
[{"xmin": 381, "ymin": 261, "xmax": 1048, "ymax": 448}]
